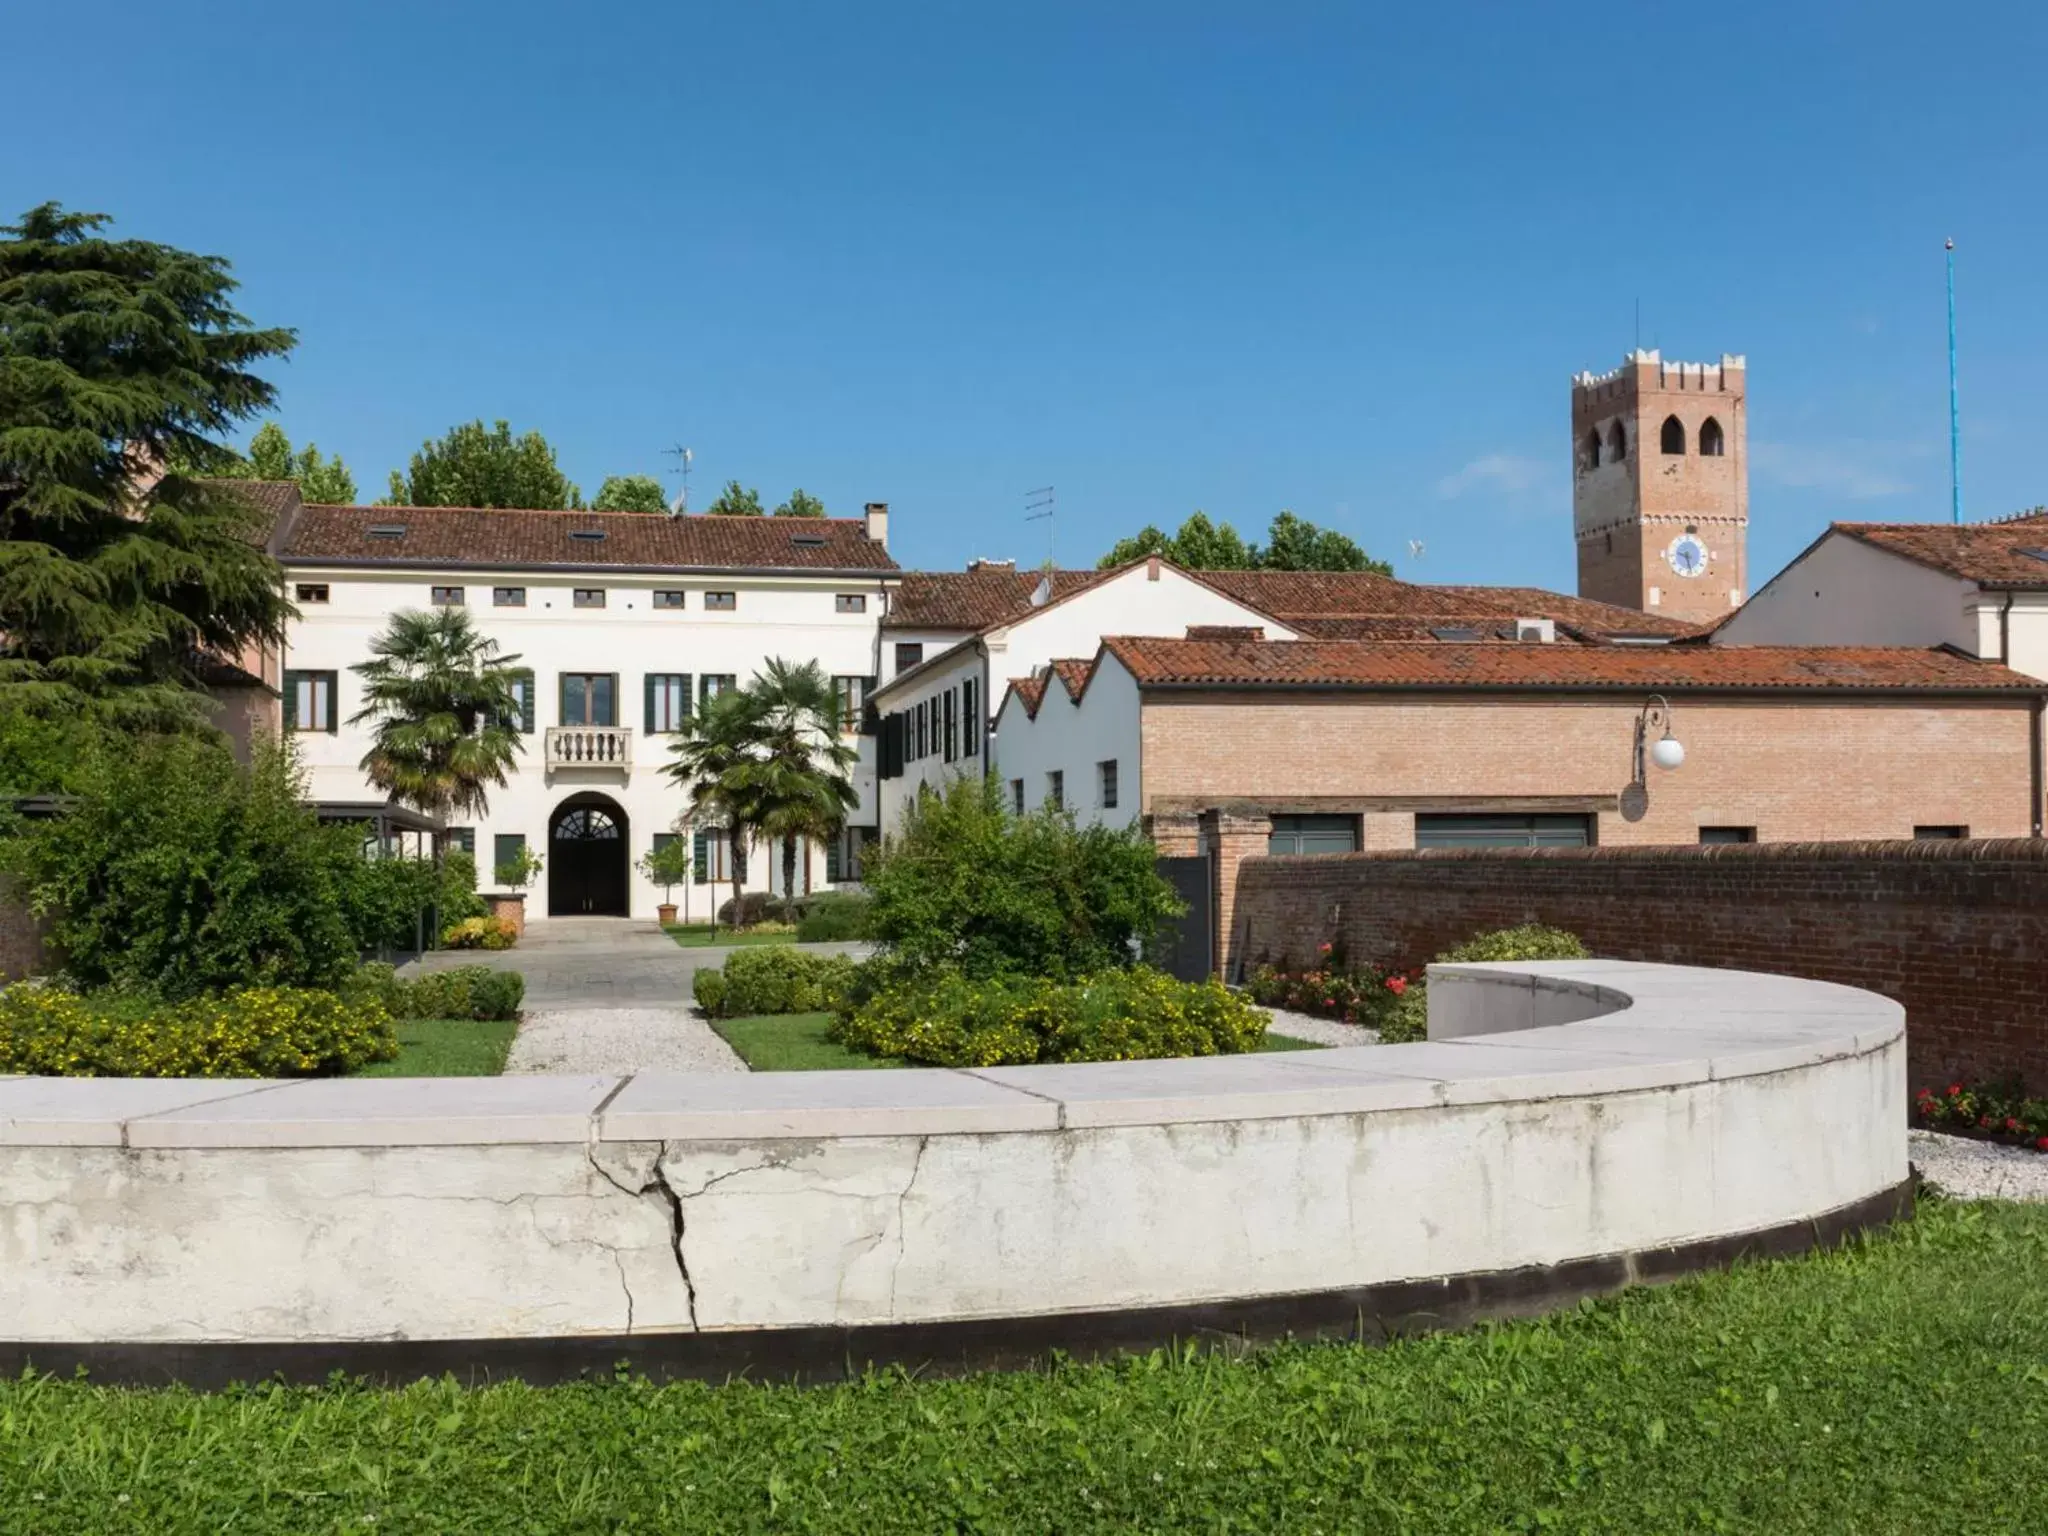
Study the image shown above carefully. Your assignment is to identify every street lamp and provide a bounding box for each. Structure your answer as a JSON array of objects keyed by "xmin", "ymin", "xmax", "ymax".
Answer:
[{"xmin": 1633, "ymin": 695, "xmax": 1684, "ymax": 782}]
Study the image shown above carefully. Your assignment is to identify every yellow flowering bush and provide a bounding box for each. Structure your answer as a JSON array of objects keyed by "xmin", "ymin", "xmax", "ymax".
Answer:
[
  {"xmin": 0, "ymin": 984, "xmax": 399, "ymax": 1078},
  {"xmin": 441, "ymin": 916, "xmax": 518, "ymax": 951},
  {"xmin": 829, "ymin": 967, "xmax": 1268, "ymax": 1067}
]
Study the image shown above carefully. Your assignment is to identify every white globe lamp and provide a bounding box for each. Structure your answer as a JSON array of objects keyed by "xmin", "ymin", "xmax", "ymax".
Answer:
[{"xmin": 1651, "ymin": 732, "xmax": 1685, "ymax": 771}]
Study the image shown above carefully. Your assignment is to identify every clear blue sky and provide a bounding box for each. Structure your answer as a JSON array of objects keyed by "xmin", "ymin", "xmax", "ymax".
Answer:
[{"xmin": 10, "ymin": 1, "xmax": 2045, "ymax": 589}]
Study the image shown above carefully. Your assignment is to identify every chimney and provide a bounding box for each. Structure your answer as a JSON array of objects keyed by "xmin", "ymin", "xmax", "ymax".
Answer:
[
  {"xmin": 863, "ymin": 501, "xmax": 890, "ymax": 549},
  {"xmin": 1146, "ymin": 555, "xmax": 1161, "ymax": 581}
]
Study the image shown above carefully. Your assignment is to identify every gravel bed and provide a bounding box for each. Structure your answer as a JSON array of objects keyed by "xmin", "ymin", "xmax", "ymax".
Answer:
[
  {"xmin": 506, "ymin": 1007, "xmax": 746, "ymax": 1074},
  {"xmin": 1264, "ymin": 1006, "xmax": 1382, "ymax": 1047},
  {"xmin": 1910, "ymin": 1129, "xmax": 2048, "ymax": 1203}
]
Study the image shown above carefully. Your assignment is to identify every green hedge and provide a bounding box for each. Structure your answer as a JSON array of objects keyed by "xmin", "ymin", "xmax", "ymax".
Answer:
[
  {"xmin": 348, "ymin": 963, "xmax": 524, "ymax": 1022},
  {"xmin": 1381, "ymin": 924, "xmax": 1589, "ymax": 1043},
  {"xmin": 795, "ymin": 892, "xmax": 872, "ymax": 943},
  {"xmin": 829, "ymin": 967, "xmax": 1269, "ymax": 1067},
  {"xmin": 0, "ymin": 983, "xmax": 398, "ymax": 1078},
  {"xmin": 692, "ymin": 947, "xmax": 857, "ymax": 1019}
]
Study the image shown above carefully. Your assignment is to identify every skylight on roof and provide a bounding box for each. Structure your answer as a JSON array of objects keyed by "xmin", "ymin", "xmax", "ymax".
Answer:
[
  {"xmin": 569, "ymin": 529, "xmax": 607, "ymax": 542},
  {"xmin": 366, "ymin": 523, "xmax": 407, "ymax": 539},
  {"xmin": 2019, "ymin": 548, "xmax": 2048, "ymax": 565},
  {"xmin": 791, "ymin": 533, "xmax": 828, "ymax": 547},
  {"xmin": 1430, "ymin": 626, "xmax": 1484, "ymax": 642}
]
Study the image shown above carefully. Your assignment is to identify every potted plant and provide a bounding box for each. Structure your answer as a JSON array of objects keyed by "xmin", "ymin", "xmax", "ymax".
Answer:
[
  {"xmin": 489, "ymin": 844, "xmax": 544, "ymax": 937},
  {"xmin": 638, "ymin": 838, "xmax": 693, "ymax": 926}
]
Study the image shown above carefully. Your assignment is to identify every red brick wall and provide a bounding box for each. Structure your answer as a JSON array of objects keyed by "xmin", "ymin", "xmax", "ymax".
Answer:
[{"xmin": 1233, "ymin": 839, "xmax": 2048, "ymax": 1092}]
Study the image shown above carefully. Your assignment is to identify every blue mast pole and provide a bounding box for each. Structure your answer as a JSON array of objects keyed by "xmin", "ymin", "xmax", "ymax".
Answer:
[{"xmin": 1947, "ymin": 237, "xmax": 1961, "ymax": 524}]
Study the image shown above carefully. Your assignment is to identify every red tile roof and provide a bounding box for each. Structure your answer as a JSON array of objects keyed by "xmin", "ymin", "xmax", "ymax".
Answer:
[
  {"xmin": 1005, "ymin": 675, "xmax": 1049, "ymax": 716},
  {"xmin": 999, "ymin": 659, "xmax": 1099, "ymax": 721},
  {"xmin": 883, "ymin": 568, "xmax": 1105, "ymax": 630},
  {"xmin": 1427, "ymin": 585, "xmax": 1697, "ymax": 638},
  {"xmin": 195, "ymin": 478, "xmax": 304, "ymax": 548},
  {"xmin": 1838, "ymin": 513, "xmax": 2048, "ymax": 587},
  {"xmin": 1192, "ymin": 570, "xmax": 1693, "ymax": 638},
  {"xmin": 281, "ymin": 505, "xmax": 897, "ymax": 573},
  {"xmin": 1049, "ymin": 657, "xmax": 1094, "ymax": 699},
  {"xmin": 1099, "ymin": 636, "xmax": 2042, "ymax": 694}
]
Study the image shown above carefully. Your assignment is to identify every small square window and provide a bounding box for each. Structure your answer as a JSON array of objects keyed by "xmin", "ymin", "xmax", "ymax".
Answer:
[
  {"xmin": 446, "ymin": 827, "xmax": 476, "ymax": 855},
  {"xmin": 895, "ymin": 642, "xmax": 924, "ymax": 674},
  {"xmin": 835, "ymin": 594, "xmax": 867, "ymax": 614},
  {"xmin": 494, "ymin": 587, "xmax": 526, "ymax": 608},
  {"xmin": 653, "ymin": 590, "xmax": 685, "ymax": 610},
  {"xmin": 704, "ymin": 591, "xmax": 737, "ymax": 611},
  {"xmin": 431, "ymin": 585, "xmax": 465, "ymax": 607},
  {"xmin": 573, "ymin": 589, "xmax": 606, "ymax": 609},
  {"xmin": 295, "ymin": 583, "xmax": 330, "ymax": 604}
]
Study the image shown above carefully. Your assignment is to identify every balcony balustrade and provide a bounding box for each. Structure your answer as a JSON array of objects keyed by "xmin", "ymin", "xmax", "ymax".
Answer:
[{"xmin": 545, "ymin": 725, "xmax": 632, "ymax": 772}]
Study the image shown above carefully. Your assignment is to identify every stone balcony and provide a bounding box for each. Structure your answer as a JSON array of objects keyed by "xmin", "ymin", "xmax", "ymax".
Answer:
[{"xmin": 545, "ymin": 725, "xmax": 632, "ymax": 773}]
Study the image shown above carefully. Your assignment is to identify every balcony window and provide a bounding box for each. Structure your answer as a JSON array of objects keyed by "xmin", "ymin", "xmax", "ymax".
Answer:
[
  {"xmin": 284, "ymin": 670, "xmax": 337, "ymax": 733},
  {"xmin": 494, "ymin": 587, "xmax": 527, "ymax": 608},
  {"xmin": 572, "ymin": 589, "xmax": 606, "ymax": 609},
  {"xmin": 704, "ymin": 591, "xmax": 737, "ymax": 611},
  {"xmin": 560, "ymin": 672, "xmax": 617, "ymax": 727}
]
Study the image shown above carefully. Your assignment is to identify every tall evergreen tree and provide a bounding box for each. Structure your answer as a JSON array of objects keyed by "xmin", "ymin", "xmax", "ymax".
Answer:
[
  {"xmin": 385, "ymin": 419, "xmax": 582, "ymax": 509},
  {"xmin": 0, "ymin": 202, "xmax": 294, "ymax": 733}
]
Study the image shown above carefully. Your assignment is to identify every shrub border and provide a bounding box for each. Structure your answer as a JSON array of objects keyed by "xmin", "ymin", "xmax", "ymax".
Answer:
[{"xmin": 0, "ymin": 1179, "xmax": 1911, "ymax": 1390}]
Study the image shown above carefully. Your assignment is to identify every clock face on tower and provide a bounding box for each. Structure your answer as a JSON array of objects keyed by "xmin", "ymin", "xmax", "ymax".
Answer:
[{"xmin": 1667, "ymin": 533, "xmax": 1708, "ymax": 578}]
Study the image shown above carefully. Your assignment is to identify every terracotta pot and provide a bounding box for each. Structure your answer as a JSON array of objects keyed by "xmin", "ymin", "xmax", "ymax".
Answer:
[{"xmin": 656, "ymin": 903, "xmax": 678, "ymax": 925}]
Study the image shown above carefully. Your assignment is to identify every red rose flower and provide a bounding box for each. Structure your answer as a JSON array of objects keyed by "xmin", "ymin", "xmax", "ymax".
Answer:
[
  {"xmin": 2007, "ymin": 1118, "xmax": 2023, "ymax": 1133},
  {"xmin": 1386, "ymin": 976, "xmax": 1408, "ymax": 995},
  {"xmin": 2038, "ymin": 1137, "xmax": 2048, "ymax": 1152},
  {"xmin": 1950, "ymin": 1085, "xmax": 1964, "ymax": 1097}
]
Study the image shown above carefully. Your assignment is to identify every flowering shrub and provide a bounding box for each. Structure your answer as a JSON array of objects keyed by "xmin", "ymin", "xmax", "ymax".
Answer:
[
  {"xmin": 0, "ymin": 983, "xmax": 397, "ymax": 1078},
  {"xmin": 1247, "ymin": 951, "xmax": 1414, "ymax": 1032},
  {"xmin": 830, "ymin": 967, "xmax": 1270, "ymax": 1067},
  {"xmin": 347, "ymin": 963, "xmax": 523, "ymax": 1021},
  {"xmin": 1915, "ymin": 1079, "xmax": 2048, "ymax": 1153},
  {"xmin": 442, "ymin": 916, "xmax": 518, "ymax": 950},
  {"xmin": 693, "ymin": 947, "xmax": 858, "ymax": 1019}
]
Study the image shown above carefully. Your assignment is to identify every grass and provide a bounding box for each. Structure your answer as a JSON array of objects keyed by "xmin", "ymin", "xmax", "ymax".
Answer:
[
  {"xmin": 2, "ymin": 1198, "xmax": 2045, "ymax": 1531},
  {"xmin": 663, "ymin": 923, "xmax": 798, "ymax": 949},
  {"xmin": 351, "ymin": 1017, "xmax": 517, "ymax": 1077},
  {"xmin": 711, "ymin": 1014, "xmax": 1324, "ymax": 1071}
]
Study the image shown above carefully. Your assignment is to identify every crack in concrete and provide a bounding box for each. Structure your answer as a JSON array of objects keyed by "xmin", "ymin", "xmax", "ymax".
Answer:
[
  {"xmin": 586, "ymin": 1143, "xmax": 697, "ymax": 1331},
  {"xmin": 888, "ymin": 1135, "xmax": 930, "ymax": 1319}
]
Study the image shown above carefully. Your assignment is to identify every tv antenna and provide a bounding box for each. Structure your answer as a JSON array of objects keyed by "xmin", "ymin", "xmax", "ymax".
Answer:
[
  {"xmin": 663, "ymin": 445, "xmax": 694, "ymax": 516},
  {"xmin": 1026, "ymin": 486, "xmax": 1056, "ymax": 568}
]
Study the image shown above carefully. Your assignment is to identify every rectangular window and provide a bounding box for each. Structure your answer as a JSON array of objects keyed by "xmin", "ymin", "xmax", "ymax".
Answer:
[
  {"xmin": 506, "ymin": 669, "xmax": 536, "ymax": 733},
  {"xmin": 704, "ymin": 591, "xmax": 737, "ymax": 611},
  {"xmin": 1047, "ymin": 770, "xmax": 1064, "ymax": 810},
  {"xmin": 447, "ymin": 827, "xmax": 476, "ymax": 856},
  {"xmin": 832, "ymin": 675, "xmax": 867, "ymax": 733},
  {"xmin": 700, "ymin": 673, "xmax": 737, "ymax": 702},
  {"xmin": 693, "ymin": 828, "xmax": 743, "ymax": 882},
  {"xmin": 943, "ymin": 688, "xmax": 958, "ymax": 763},
  {"xmin": 646, "ymin": 673, "xmax": 693, "ymax": 733},
  {"xmin": 573, "ymin": 588, "xmax": 606, "ymax": 609},
  {"xmin": 295, "ymin": 583, "xmax": 329, "ymax": 604},
  {"xmin": 284, "ymin": 669, "xmax": 337, "ymax": 733},
  {"xmin": 895, "ymin": 641, "xmax": 924, "ymax": 674},
  {"xmin": 1098, "ymin": 759, "xmax": 1119, "ymax": 809},
  {"xmin": 494, "ymin": 586, "xmax": 526, "ymax": 608},
  {"xmin": 1269, "ymin": 814, "xmax": 1360, "ymax": 855},
  {"xmin": 1699, "ymin": 826, "xmax": 1756, "ymax": 845},
  {"xmin": 835, "ymin": 594, "xmax": 867, "ymax": 614},
  {"xmin": 962, "ymin": 678, "xmax": 979, "ymax": 757},
  {"xmin": 431, "ymin": 585, "xmax": 464, "ymax": 607},
  {"xmin": 1413, "ymin": 813, "xmax": 1591, "ymax": 850},
  {"xmin": 879, "ymin": 712, "xmax": 905, "ymax": 779},
  {"xmin": 560, "ymin": 672, "xmax": 617, "ymax": 727},
  {"xmin": 1011, "ymin": 779, "xmax": 1026, "ymax": 815},
  {"xmin": 492, "ymin": 833, "xmax": 526, "ymax": 884},
  {"xmin": 1914, "ymin": 825, "xmax": 1969, "ymax": 840},
  {"xmin": 653, "ymin": 590, "xmax": 685, "ymax": 610}
]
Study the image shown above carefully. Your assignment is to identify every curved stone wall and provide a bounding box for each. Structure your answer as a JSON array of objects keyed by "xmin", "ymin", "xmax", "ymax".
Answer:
[{"xmin": 0, "ymin": 961, "xmax": 1908, "ymax": 1383}]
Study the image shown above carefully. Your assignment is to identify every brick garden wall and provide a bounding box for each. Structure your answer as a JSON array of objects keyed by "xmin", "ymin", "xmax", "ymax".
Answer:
[{"xmin": 1232, "ymin": 839, "xmax": 2048, "ymax": 1091}]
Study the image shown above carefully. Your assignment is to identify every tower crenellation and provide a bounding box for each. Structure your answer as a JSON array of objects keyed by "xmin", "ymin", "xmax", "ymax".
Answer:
[{"xmin": 1572, "ymin": 348, "xmax": 1748, "ymax": 623}]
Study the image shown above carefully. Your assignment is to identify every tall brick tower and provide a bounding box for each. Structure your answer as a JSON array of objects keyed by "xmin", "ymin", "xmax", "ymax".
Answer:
[{"xmin": 1572, "ymin": 349, "xmax": 1747, "ymax": 623}]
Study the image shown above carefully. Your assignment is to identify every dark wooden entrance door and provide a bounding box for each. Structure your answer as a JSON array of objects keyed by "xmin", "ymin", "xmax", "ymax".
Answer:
[
  {"xmin": 549, "ymin": 801, "xmax": 628, "ymax": 916},
  {"xmin": 1151, "ymin": 855, "xmax": 1214, "ymax": 982}
]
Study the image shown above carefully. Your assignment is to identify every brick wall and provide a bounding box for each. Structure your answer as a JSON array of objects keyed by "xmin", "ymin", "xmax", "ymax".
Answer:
[{"xmin": 1233, "ymin": 839, "xmax": 2048, "ymax": 1091}]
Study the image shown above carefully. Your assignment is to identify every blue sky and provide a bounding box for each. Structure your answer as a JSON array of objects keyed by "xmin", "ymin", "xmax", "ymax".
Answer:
[{"xmin": 9, "ymin": 1, "xmax": 2045, "ymax": 589}]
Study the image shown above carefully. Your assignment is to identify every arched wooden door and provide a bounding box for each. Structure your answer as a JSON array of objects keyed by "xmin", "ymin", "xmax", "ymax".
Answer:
[{"xmin": 548, "ymin": 796, "xmax": 629, "ymax": 916}]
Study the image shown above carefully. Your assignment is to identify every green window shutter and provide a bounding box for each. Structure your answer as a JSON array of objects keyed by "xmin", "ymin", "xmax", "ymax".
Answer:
[
  {"xmin": 283, "ymin": 673, "xmax": 299, "ymax": 731},
  {"xmin": 645, "ymin": 673, "xmax": 657, "ymax": 733},
  {"xmin": 680, "ymin": 674, "xmax": 693, "ymax": 722},
  {"xmin": 521, "ymin": 673, "xmax": 535, "ymax": 734},
  {"xmin": 558, "ymin": 673, "xmax": 570, "ymax": 726},
  {"xmin": 692, "ymin": 828, "xmax": 709, "ymax": 883},
  {"xmin": 825, "ymin": 835, "xmax": 842, "ymax": 884}
]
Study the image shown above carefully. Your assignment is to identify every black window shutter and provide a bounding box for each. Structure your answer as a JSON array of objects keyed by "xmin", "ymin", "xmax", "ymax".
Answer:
[
  {"xmin": 520, "ymin": 673, "xmax": 535, "ymax": 733},
  {"xmin": 283, "ymin": 674, "xmax": 298, "ymax": 731},
  {"xmin": 679, "ymin": 673, "xmax": 693, "ymax": 723},
  {"xmin": 645, "ymin": 673, "xmax": 657, "ymax": 733},
  {"xmin": 558, "ymin": 673, "xmax": 570, "ymax": 727},
  {"xmin": 825, "ymin": 836, "xmax": 842, "ymax": 884}
]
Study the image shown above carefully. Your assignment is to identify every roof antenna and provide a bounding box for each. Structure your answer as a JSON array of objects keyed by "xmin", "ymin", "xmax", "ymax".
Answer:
[
  {"xmin": 663, "ymin": 445, "xmax": 693, "ymax": 517},
  {"xmin": 1026, "ymin": 486, "xmax": 1055, "ymax": 570}
]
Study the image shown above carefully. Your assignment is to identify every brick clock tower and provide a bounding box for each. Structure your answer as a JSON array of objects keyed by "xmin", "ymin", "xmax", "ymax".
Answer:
[{"xmin": 1572, "ymin": 349, "xmax": 1747, "ymax": 623}]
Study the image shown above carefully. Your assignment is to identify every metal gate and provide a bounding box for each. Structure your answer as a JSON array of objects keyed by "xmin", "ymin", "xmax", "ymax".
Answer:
[{"xmin": 1151, "ymin": 855, "xmax": 1214, "ymax": 981}]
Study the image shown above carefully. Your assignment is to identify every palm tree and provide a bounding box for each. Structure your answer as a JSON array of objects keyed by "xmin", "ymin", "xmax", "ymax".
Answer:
[
  {"xmin": 747, "ymin": 658, "xmax": 859, "ymax": 905},
  {"xmin": 348, "ymin": 608, "xmax": 525, "ymax": 820},
  {"xmin": 664, "ymin": 687, "xmax": 768, "ymax": 928}
]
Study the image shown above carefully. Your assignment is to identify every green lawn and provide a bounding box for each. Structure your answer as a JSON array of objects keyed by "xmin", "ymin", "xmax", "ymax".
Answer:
[
  {"xmin": 711, "ymin": 1013, "xmax": 1325, "ymax": 1071},
  {"xmin": 351, "ymin": 1017, "xmax": 516, "ymax": 1077},
  {"xmin": 1259, "ymin": 1031, "xmax": 1322, "ymax": 1051},
  {"xmin": 2, "ymin": 1199, "xmax": 2043, "ymax": 1531},
  {"xmin": 663, "ymin": 923, "xmax": 798, "ymax": 949}
]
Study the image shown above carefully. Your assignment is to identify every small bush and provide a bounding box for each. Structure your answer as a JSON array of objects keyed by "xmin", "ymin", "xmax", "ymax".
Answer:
[
  {"xmin": 796, "ymin": 892, "xmax": 872, "ymax": 942},
  {"xmin": 693, "ymin": 947, "xmax": 857, "ymax": 1019},
  {"xmin": 0, "ymin": 983, "xmax": 398, "ymax": 1078},
  {"xmin": 715, "ymin": 892, "xmax": 790, "ymax": 927},
  {"xmin": 830, "ymin": 967, "xmax": 1269, "ymax": 1067},
  {"xmin": 1916, "ymin": 1078, "xmax": 2048, "ymax": 1152},
  {"xmin": 1247, "ymin": 954, "xmax": 1412, "ymax": 1031},
  {"xmin": 345, "ymin": 962, "xmax": 523, "ymax": 1021},
  {"xmin": 442, "ymin": 915, "xmax": 518, "ymax": 950},
  {"xmin": 1380, "ymin": 924, "xmax": 1590, "ymax": 1043}
]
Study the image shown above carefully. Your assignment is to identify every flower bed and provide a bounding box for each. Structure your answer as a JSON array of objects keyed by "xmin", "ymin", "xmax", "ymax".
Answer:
[
  {"xmin": 0, "ymin": 984, "xmax": 398, "ymax": 1078},
  {"xmin": 1915, "ymin": 1079, "xmax": 2048, "ymax": 1153}
]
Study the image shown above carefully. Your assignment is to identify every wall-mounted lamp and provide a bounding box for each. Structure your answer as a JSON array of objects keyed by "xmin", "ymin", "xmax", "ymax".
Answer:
[{"xmin": 1633, "ymin": 694, "xmax": 1684, "ymax": 782}]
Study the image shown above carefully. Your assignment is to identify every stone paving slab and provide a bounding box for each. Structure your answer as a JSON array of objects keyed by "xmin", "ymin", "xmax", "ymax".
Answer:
[{"xmin": 508, "ymin": 1008, "xmax": 746, "ymax": 1075}]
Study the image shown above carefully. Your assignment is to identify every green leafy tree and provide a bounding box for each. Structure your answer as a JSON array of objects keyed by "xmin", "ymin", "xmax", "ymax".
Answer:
[
  {"xmin": 1097, "ymin": 509, "xmax": 1386, "ymax": 574},
  {"xmin": 591, "ymin": 474, "xmax": 670, "ymax": 513},
  {"xmin": 705, "ymin": 480, "xmax": 764, "ymax": 516},
  {"xmin": 664, "ymin": 687, "xmax": 770, "ymax": 928},
  {"xmin": 773, "ymin": 488, "xmax": 826, "ymax": 518},
  {"xmin": 1258, "ymin": 510, "xmax": 1385, "ymax": 573},
  {"xmin": 221, "ymin": 421, "xmax": 357, "ymax": 503},
  {"xmin": 348, "ymin": 608, "xmax": 526, "ymax": 819},
  {"xmin": 0, "ymin": 202, "xmax": 294, "ymax": 733},
  {"xmin": 385, "ymin": 419, "xmax": 582, "ymax": 509},
  {"xmin": 744, "ymin": 658, "xmax": 859, "ymax": 903}
]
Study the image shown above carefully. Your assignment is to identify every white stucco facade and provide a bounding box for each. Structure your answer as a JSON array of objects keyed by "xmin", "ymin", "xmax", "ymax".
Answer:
[{"xmin": 993, "ymin": 652, "xmax": 1143, "ymax": 829}]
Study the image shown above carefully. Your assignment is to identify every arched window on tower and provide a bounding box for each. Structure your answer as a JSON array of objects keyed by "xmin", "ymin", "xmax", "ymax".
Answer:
[
  {"xmin": 1607, "ymin": 421, "xmax": 1627, "ymax": 463},
  {"xmin": 1699, "ymin": 416, "xmax": 1725, "ymax": 457},
  {"xmin": 1582, "ymin": 428, "xmax": 1601, "ymax": 469},
  {"xmin": 1660, "ymin": 415, "xmax": 1686, "ymax": 455}
]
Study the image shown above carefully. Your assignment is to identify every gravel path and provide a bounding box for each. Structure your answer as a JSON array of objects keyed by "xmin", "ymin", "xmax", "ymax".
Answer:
[
  {"xmin": 1264, "ymin": 1006, "xmax": 1382, "ymax": 1047},
  {"xmin": 506, "ymin": 1007, "xmax": 745, "ymax": 1075},
  {"xmin": 1910, "ymin": 1129, "xmax": 2048, "ymax": 1203}
]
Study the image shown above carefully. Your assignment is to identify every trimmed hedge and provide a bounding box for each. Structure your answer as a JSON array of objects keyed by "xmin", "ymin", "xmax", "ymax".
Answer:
[
  {"xmin": 692, "ymin": 947, "xmax": 857, "ymax": 1020},
  {"xmin": 830, "ymin": 967, "xmax": 1270, "ymax": 1067},
  {"xmin": 348, "ymin": 963, "xmax": 524, "ymax": 1022},
  {"xmin": 795, "ymin": 892, "xmax": 872, "ymax": 943},
  {"xmin": 0, "ymin": 983, "xmax": 398, "ymax": 1078},
  {"xmin": 1381, "ymin": 924, "xmax": 1590, "ymax": 1043}
]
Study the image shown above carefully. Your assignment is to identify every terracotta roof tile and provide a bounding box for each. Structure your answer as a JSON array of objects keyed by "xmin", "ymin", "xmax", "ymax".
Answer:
[
  {"xmin": 1100, "ymin": 636, "xmax": 2041, "ymax": 694},
  {"xmin": 1839, "ymin": 514, "xmax": 2048, "ymax": 587},
  {"xmin": 1049, "ymin": 657, "xmax": 1094, "ymax": 699},
  {"xmin": 1193, "ymin": 571, "xmax": 1693, "ymax": 638},
  {"xmin": 1285, "ymin": 615, "xmax": 1566, "ymax": 643},
  {"xmin": 195, "ymin": 478, "xmax": 303, "ymax": 547},
  {"xmin": 1003, "ymin": 674, "xmax": 1049, "ymax": 719},
  {"xmin": 883, "ymin": 568, "xmax": 1104, "ymax": 630},
  {"xmin": 1427, "ymin": 585, "xmax": 1697, "ymax": 637},
  {"xmin": 281, "ymin": 505, "xmax": 897, "ymax": 573}
]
